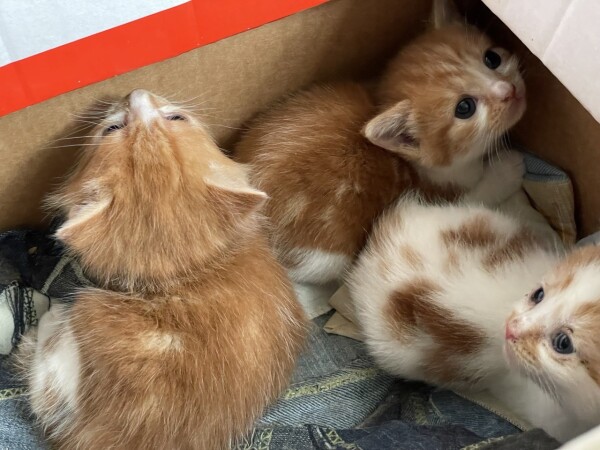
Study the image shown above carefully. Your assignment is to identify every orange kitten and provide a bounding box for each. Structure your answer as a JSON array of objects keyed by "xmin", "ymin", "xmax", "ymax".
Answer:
[
  {"xmin": 235, "ymin": 82, "xmax": 412, "ymax": 284},
  {"xmin": 18, "ymin": 90, "xmax": 307, "ymax": 450},
  {"xmin": 234, "ymin": 0, "xmax": 526, "ymax": 285},
  {"xmin": 368, "ymin": 0, "xmax": 526, "ymax": 200}
]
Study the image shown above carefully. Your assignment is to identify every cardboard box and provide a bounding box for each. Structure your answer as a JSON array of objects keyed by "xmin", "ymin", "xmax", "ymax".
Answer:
[{"xmin": 1, "ymin": 0, "xmax": 600, "ymax": 446}]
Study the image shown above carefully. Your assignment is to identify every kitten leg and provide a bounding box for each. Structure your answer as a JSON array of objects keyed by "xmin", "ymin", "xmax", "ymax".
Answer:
[{"xmin": 464, "ymin": 150, "xmax": 525, "ymax": 206}]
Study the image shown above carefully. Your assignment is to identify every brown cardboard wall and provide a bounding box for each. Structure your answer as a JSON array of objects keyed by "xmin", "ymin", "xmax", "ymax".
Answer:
[
  {"xmin": 1, "ymin": 0, "xmax": 599, "ymax": 236},
  {"xmin": 0, "ymin": 0, "xmax": 430, "ymax": 231}
]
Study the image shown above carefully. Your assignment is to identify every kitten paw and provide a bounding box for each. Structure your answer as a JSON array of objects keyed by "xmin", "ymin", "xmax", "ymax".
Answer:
[
  {"xmin": 487, "ymin": 150, "xmax": 525, "ymax": 200},
  {"xmin": 465, "ymin": 151, "xmax": 525, "ymax": 206},
  {"xmin": 490, "ymin": 150, "xmax": 525, "ymax": 186}
]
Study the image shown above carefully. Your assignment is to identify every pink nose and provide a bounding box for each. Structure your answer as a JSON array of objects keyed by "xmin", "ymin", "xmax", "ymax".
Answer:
[
  {"xmin": 128, "ymin": 89, "xmax": 159, "ymax": 123},
  {"xmin": 505, "ymin": 323, "xmax": 517, "ymax": 340},
  {"xmin": 491, "ymin": 81, "xmax": 517, "ymax": 102}
]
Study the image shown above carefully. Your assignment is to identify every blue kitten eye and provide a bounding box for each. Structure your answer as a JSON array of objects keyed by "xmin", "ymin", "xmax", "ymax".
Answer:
[
  {"xmin": 166, "ymin": 115, "xmax": 186, "ymax": 121},
  {"xmin": 104, "ymin": 123, "xmax": 125, "ymax": 134},
  {"xmin": 484, "ymin": 49, "xmax": 502, "ymax": 70},
  {"xmin": 530, "ymin": 287, "xmax": 544, "ymax": 304},
  {"xmin": 552, "ymin": 332, "xmax": 574, "ymax": 354},
  {"xmin": 455, "ymin": 97, "xmax": 476, "ymax": 119}
]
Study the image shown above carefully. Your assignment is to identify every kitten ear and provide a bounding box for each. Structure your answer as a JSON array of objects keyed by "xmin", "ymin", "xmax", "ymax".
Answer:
[
  {"xmin": 55, "ymin": 197, "xmax": 111, "ymax": 242},
  {"xmin": 205, "ymin": 162, "xmax": 268, "ymax": 215},
  {"xmin": 362, "ymin": 100, "xmax": 419, "ymax": 158},
  {"xmin": 52, "ymin": 182, "xmax": 111, "ymax": 242},
  {"xmin": 214, "ymin": 188, "xmax": 269, "ymax": 219},
  {"xmin": 431, "ymin": 0, "xmax": 462, "ymax": 28}
]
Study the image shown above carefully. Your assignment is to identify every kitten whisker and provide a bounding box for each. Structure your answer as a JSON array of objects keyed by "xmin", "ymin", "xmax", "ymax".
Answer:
[{"xmin": 44, "ymin": 144, "xmax": 102, "ymax": 150}]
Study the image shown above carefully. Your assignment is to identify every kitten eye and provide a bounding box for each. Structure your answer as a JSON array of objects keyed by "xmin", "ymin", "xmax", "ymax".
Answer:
[
  {"xmin": 552, "ymin": 332, "xmax": 574, "ymax": 354},
  {"xmin": 104, "ymin": 123, "xmax": 125, "ymax": 134},
  {"xmin": 484, "ymin": 49, "xmax": 502, "ymax": 70},
  {"xmin": 530, "ymin": 287, "xmax": 545, "ymax": 304},
  {"xmin": 455, "ymin": 98, "xmax": 476, "ymax": 119},
  {"xmin": 166, "ymin": 115, "xmax": 186, "ymax": 121}
]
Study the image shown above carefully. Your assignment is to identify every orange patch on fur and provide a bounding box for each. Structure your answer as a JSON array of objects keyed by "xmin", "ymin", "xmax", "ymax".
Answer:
[
  {"xmin": 513, "ymin": 333, "xmax": 542, "ymax": 365},
  {"xmin": 572, "ymin": 301, "xmax": 600, "ymax": 387},
  {"xmin": 484, "ymin": 229, "xmax": 536, "ymax": 269},
  {"xmin": 442, "ymin": 214, "xmax": 497, "ymax": 248},
  {"xmin": 386, "ymin": 279, "xmax": 485, "ymax": 385},
  {"xmin": 558, "ymin": 246, "xmax": 600, "ymax": 271},
  {"xmin": 400, "ymin": 244, "xmax": 424, "ymax": 270},
  {"xmin": 547, "ymin": 271, "xmax": 575, "ymax": 294},
  {"xmin": 549, "ymin": 246, "xmax": 600, "ymax": 295},
  {"xmin": 443, "ymin": 217, "xmax": 537, "ymax": 271},
  {"xmin": 445, "ymin": 248, "xmax": 461, "ymax": 274}
]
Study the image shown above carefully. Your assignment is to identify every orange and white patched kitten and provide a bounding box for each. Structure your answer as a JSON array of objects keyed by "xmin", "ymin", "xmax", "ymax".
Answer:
[
  {"xmin": 234, "ymin": 0, "xmax": 526, "ymax": 284},
  {"xmin": 17, "ymin": 90, "xmax": 307, "ymax": 450},
  {"xmin": 348, "ymin": 197, "xmax": 600, "ymax": 442}
]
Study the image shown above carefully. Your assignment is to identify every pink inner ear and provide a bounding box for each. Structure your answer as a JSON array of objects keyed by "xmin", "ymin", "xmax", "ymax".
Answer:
[
  {"xmin": 363, "ymin": 104, "xmax": 419, "ymax": 154},
  {"xmin": 203, "ymin": 162, "xmax": 267, "ymax": 200},
  {"xmin": 206, "ymin": 184, "xmax": 268, "ymax": 220}
]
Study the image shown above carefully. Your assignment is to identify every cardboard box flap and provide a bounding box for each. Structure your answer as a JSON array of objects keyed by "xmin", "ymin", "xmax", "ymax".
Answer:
[{"xmin": 483, "ymin": 0, "xmax": 600, "ymax": 124}]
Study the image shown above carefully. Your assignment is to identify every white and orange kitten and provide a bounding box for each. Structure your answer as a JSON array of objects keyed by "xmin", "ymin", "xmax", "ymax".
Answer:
[
  {"xmin": 348, "ymin": 197, "xmax": 600, "ymax": 442},
  {"xmin": 234, "ymin": 0, "xmax": 526, "ymax": 285},
  {"xmin": 17, "ymin": 90, "xmax": 307, "ymax": 450}
]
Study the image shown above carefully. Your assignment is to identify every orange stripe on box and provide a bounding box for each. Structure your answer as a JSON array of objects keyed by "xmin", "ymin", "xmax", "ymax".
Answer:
[
  {"xmin": 0, "ymin": 0, "xmax": 327, "ymax": 117},
  {"xmin": 0, "ymin": 3, "xmax": 199, "ymax": 117}
]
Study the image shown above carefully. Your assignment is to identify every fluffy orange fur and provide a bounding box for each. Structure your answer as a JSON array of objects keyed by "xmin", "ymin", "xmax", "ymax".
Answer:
[
  {"xmin": 233, "ymin": 0, "xmax": 525, "ymax": 284},
  {"xmin": 234, "ymin": 82, "xmax": 414, "ymax": 277},
  {"xmin": 19, "ymin": 90, "xmax": 307, "ymax": 450}
]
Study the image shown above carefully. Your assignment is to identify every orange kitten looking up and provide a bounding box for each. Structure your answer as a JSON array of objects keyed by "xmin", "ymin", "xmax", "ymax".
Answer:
[
  {"xmin": 234, "ymin": 0, "xmax": 526, "ymax": 285},
  {"xmin": 18, "ymin": 90, "xmax": 307, "ymax": 450}
]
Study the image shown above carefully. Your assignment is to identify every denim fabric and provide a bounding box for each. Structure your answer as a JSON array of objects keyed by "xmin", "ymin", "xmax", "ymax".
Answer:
[
  {"xmin": 0, "ymin": 356, "xmax": 47, "ymax": 450},
  {"xmin": 0, "ymin": 229, "xmax": 561, "ymax": 450},
  {"xmin": 259, "ymin": 315, "xmax": 394, "ymax": 429},
  {"xmin": 0, "ymin": 396, "xmax": 47, "ymax": 450},
  {"xmin": 522, "ymin": 152, "xmax": 569, "ymax": 183}
]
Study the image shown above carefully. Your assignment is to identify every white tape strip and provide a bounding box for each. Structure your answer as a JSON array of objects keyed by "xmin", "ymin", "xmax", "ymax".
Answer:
[{"xmin": 0, "ymin": 0, "xmax": 190, "ymax": 67}]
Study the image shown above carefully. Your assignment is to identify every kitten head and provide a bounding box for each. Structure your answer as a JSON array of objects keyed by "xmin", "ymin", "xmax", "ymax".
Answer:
[
  {"xmin": 47, "ymin": 89, "xmax": 267, "ymax": 292},
  {"xmin": 505, "ymin": 246, "xmax": 600, "ymax": 419},
  {"xmin": 364, "ymin": 0, "xmax": 526, "ymax": 168}
]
